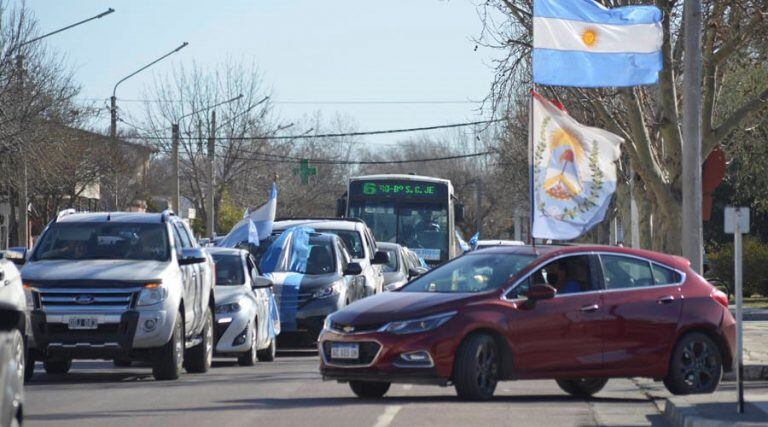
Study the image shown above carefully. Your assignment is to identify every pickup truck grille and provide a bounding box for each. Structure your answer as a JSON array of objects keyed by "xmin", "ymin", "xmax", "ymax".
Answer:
[{"xmin": 39, "ymin": 289, "xmax": 136, "ymax": 311}]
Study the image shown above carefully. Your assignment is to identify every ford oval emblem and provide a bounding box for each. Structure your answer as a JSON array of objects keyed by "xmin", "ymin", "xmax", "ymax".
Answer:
[{"xmin": 75, "ymin": 295, "xmax": 95, "ymax": 305}]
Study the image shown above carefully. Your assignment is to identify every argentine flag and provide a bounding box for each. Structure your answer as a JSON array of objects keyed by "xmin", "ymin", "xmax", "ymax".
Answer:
[
  {"xmin": 533, "ymin": 0, "xmax": 663, "ymax": 87},
  {"xmin": 219, "ymin": 183, "xmax": 278, "ymax": 248}
]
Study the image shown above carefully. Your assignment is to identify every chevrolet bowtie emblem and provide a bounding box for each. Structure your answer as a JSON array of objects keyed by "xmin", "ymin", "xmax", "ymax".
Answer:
[{"xmin": 342, "ymin": 325, "xmax": 355, "ymax": 333}]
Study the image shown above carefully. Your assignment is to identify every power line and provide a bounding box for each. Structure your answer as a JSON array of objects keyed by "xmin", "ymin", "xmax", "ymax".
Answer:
[
  {"xmin": 120, "ymin": 119, "xmax": 501, "ymax": 141},
  {"xmin": 76, "ymin": 97, "xmax": 482, "ymax": 105}
]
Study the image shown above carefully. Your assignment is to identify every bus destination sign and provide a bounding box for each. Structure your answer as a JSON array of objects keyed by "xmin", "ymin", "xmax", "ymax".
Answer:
[{"xmin": 350, "ymin": 180, "xmax": 447, "ymax": 199}]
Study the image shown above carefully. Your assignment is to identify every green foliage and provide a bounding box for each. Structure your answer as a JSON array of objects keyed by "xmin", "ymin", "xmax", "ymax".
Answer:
[
  {"xmin": 217, "ymin": 191, "xmax": 242, "ymax": 236},
  {"xmin": 707, "ymin": 236, "xmax": 768, "ymax": 297}
]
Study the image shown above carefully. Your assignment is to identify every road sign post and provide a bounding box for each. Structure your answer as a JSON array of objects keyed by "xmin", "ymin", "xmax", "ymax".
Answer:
[{"xmin": 725, "ymin": 206, "xmax": 749, "ymax": 414}]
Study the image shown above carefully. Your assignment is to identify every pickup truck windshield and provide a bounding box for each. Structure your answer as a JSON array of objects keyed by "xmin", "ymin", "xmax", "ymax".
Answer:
[
  {"xmin": 33, "ymin": 222, "xmax": 170, "ymax": 262},
  {"xmin": 401, "ymin": 253, "xmax": 534, "ymax": 293}
]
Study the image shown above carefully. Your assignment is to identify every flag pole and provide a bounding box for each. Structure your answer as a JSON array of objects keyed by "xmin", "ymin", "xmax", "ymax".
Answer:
[{"xmin": 529, "ymin": 88, "xmax": 536, "ymax": 249}]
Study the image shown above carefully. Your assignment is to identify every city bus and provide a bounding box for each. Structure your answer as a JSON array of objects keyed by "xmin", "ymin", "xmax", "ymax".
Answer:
[{"xmin": 336, "ymin": 174, "xmax": 464, "ymax": 267}]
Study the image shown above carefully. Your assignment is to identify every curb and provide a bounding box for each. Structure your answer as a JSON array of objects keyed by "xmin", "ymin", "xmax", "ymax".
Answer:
[
  {"xmin": 723, "ymin": 365, "xmax": 768, "ymax": 382},
  {"xmin": 663, "ymin": 399, "xmax": 767, "ymax": 427}
]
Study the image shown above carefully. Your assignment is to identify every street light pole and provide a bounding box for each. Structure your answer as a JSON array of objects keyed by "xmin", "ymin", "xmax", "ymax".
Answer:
[
  {"xmin": 682, "ymin": 0, "xmax": 703, "ymax": 272},
  {"xmin": 110, "ymin": 41, "xmax": 188, "ymax": 210},
  {"xmin": 13, "ymin": 8, "xmax": 114, "ymax": 248}
]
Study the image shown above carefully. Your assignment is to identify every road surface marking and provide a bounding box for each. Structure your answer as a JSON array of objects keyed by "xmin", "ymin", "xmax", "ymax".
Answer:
[{"xmin": 373, "ymin": 405, "xmax": 402, "ymax": 427}]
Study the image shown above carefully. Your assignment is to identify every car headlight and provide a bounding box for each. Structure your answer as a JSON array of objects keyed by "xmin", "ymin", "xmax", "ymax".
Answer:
[
  {"xmin": 312, "ymin": 282, "xmax": 343, "ymax": 299},
  {"xmin": 323, "ymin": 315, "xmax": 333, "ymax": 331},
  {"xmin": 23, "ymin": 284, "xmax": 36, "ymax": 309},
  {"xmin": 215, "ymin": 302, "xmax": 242, "ymax": 314},
  {"xmin": 379, "ymin": 311, "xmax": 457, "ymax": 335},
  {"xmin": 137, "ymin": 283, "xmax": 168, "ymax": 307}
]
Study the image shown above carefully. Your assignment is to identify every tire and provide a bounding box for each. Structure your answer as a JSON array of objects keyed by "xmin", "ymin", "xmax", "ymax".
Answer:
[
  {"xmin": 43, "ymin": 358, "xmax": 72, "ymax": 374},
  {"xmin": 453, "ymin": 334, "xmax": 500, "ymax": 401},
  {"xmin": 152, "ymin": 310, "xmax": 184, "ymax": 381},
  {"xmin": 556, "ymin": 378, "xmax": 609, "ymax": 398},
  {"xmin": 9, "ymin": 330, "xmax": 24, "ymax": 384},
  {"xmin": 257, "ymin": 338, "xmax": 276, "ymax": 362},
  {"xmin": 113, "ymin": 357, "xmax": 132, "ymax": 367},
  {"xmin": 664, "ymin": 332, "xmax": 722, "ymax": 395},
  {"xmin": 185, "ymin": 307, "xmax": 213, "ymax": 373},
  {"xmin": 238, "ymin": 320, "xmax": 258, "ymax": 366},
  {"xmin": 349, "ymin": 380, "xmax": 390, "ymax": 398}
]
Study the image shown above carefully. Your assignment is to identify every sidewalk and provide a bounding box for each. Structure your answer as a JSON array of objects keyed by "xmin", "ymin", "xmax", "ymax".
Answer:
[
  {"xmin": 663, "ymin": 389, "xmax": 768, "ymax": 427},
  {"xmin": 724, "ymin": 321, "xmax": 768, "ymax": 381}
]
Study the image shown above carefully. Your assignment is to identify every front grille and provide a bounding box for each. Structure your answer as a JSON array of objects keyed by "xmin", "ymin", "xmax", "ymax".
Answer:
[
  {"xmin": 273, "ymin": 289, "xmax": 313, "ymax": 308},
  {"xmin": 322, "ymin": 341, "xmax": 381, "ymax": 366},
  {"xmin": 330, "ymin": 321, "xmax": 383, "ymax": 334},
  {"xmin": 39, "ymin": 289, "xmax": 136, "ymax": 311}
]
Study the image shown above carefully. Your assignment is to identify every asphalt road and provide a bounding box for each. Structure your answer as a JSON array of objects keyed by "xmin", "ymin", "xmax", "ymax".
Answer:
[{"xmin": 24, "ymin": 350, "xmax": 673, "ymax": 427}]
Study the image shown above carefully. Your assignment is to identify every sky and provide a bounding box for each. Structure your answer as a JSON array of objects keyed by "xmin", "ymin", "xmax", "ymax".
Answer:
[{"xmin": 21, "ymin": 0, "xmax": 500, "ymax": 145}]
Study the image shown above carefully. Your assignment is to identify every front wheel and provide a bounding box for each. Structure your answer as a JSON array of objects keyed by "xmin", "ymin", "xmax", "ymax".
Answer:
[
  {"xmin": 453, "ymin": 334, "xmax": 500, "ymax": 401},
  {"xmin": 185, "ymin": 307, "xmax": 213, "ymax": 373},
  {"xmin": 556, "ymin": 378, "xmax": 609, "ymax": 398},
  {"xmin": 664, "ymin": 332, "xmax": 722, "ymax": 395},
  {"xmin": 257, "ymin": 338, "xmax": 276, "ymax": 362},
  {"xmin": 43, "ymin": 358, "xmax": 72, "ymax": 375},
  {"xmin": 349, "ymin": 380, "xmax": 390, "ymax": 398},
  {"xmin": 152, "ymin": 310, "xmax": 184, "ymax": 380},
  {"xmin": 238, "ymin": 320, "xmax": 258, "ymax": 367}
]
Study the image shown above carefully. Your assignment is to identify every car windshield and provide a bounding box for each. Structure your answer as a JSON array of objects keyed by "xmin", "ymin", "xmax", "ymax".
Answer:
[
  {"xmin": 33, "ymin": 222, "xmax": 170, "ymax": 261},
  {"xmin": 211, "ymin": 254, "xmax": 245, "ymax": 286},
  {"xmin": 381, "ymin": 248, "xmax": 399, "ymax": 273},
  {"xmin": 401, "ymin": 253, "xmax": 534, "ymax": 293},
  {"xmin": 320, "ymin": 229, "xmax": 364, "ymax": 258}
]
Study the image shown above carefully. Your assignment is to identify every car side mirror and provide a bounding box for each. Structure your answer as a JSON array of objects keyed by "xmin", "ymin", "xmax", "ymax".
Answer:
[
  {"xmin": 3, "ymin": 249, "xmax": 26, "ymax": 266},
  {"xmin": 179, "ymin": 248, "xmax": 207, "ymax": 265},
  {"xmin": 344, "ymin": 262, "xmax": 363, "ymax": 276},
  {"xmin": 251, "ymin": 276, "xmax": 274, "ymax": 289},
  {"xmin": 408, "ymin": 266, "xmax": 427, "ymax": 279},
  {"xmin": 528, "ymin": 284, "xmax": 557, "ymax": 301},
  {"xmin": 372, "ymin": 251, "xmax": 389, "ymax": 265}
]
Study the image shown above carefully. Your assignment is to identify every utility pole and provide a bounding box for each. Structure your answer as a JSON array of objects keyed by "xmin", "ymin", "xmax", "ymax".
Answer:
[
  {"xmin": 110, "ymin": 95, "xmax": 118, "ymax": 209},
  {"xmin": 206, "ymin": 110, "xmax": 216, "ymax": 238},
  {"xmin": 15, "ymin": 54, "xmax": 27, "ymax": 248},
  {"xmin": 475, "ymin": 179, "xmax": 483, "ymax": 236},
  {"xmin": 171, "ymin": 123, "xmax": 180, "ymax": 214},
  {"xmin": 682, "ymin": 0, "xmax": 703, "ymax": 272}
]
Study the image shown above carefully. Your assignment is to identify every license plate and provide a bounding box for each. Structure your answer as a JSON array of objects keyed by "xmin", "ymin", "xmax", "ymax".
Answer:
[
  {"xmin": 68, "ymin": 317, "xmax": 98, "ymax": 330},
  {"xmin": 330, "ymin": 343, "xmax": 359, "ymax": 360}
]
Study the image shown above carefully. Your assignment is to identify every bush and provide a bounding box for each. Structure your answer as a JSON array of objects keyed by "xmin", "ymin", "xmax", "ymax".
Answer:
[{"xmin": 707, "ymin": 236, "xmax": 768, "ymax": 297}]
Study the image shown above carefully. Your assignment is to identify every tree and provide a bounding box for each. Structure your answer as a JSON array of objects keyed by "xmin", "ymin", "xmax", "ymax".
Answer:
[{"xmin": 478, "ymin": 0, "xmax": 768, "ymax": 253}]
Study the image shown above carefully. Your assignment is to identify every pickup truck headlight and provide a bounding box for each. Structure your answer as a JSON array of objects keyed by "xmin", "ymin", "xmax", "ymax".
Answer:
[
  {"xmin": 137, "ymin": 283, "xmax": 168, "ymax": 307},
  {"xmin": 23, "ymin": 284, "xmax": 36, "ymax": 309},
  {"xmin": 215, "ymin": 302, "xmax": 242, "ymax": 314},
  {"xmin": 379, "ymin": 311, "xmax": 457, "ymax": 335},
  {"xmin": 312, "ymin": 282, "xmax": 343, "ymax": 299}
]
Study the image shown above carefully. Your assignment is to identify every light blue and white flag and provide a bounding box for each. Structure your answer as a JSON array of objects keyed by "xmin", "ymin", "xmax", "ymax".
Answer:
[
  {"xmin": 531, "ymin": 92, "xmax": 622, "ymax": 240},
  {"xmin": 219, "ymin": 183, "xmax": 278, "ymax": 247},
  {"xmin": 468, "ymin": 232, "xmax": 479, "ymax": 249},
  {"xmin": 532, "ymin": 0, "xmax": 663, "ymax": 87},
  {"xmin": 455, "ymin": 231, "xmax": 470, "ymax": 252}
]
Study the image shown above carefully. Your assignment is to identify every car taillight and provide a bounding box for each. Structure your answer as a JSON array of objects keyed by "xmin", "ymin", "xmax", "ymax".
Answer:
[{"xmin": 710, "ymin": 289, "xmax": 729, "ymax": 308}]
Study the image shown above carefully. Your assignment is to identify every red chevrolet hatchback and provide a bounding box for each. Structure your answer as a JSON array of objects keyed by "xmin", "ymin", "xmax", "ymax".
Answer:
[{"xmin": 319, "ymin": 245, "xmax": 735, "ymax": 400}]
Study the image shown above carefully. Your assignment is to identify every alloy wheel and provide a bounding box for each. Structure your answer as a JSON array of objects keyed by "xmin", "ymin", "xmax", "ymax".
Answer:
[
  {"xmin": 679, "ymin": 339, "xmax": 719, "ymax": 392},
  {"xmin": 475, "ymin": 341, "xmax": 499, "ymax": 394}
]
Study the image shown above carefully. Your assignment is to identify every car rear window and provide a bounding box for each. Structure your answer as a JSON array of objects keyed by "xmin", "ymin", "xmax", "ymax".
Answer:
[{"xmin": 601, "ymin": 255, "xmax": 655, "ymax": 289}]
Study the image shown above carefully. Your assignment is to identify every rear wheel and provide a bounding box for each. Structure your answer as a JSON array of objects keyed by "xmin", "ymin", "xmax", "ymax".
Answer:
[
  {"xmin": 257, "ymin": 338, "xmax": 276, "ymax": 362},
  {"xmin": 349, "ymin": 380, "xmax": 390, "ymax": 398},
  {"xmin": 43, "ymin": 358, "xmax": 72, "ymax": 375},
  {"xmin": 664, "ymin": 332, "xmax": 722, "ymax": 395},
  {"xmin": 152, "ymin": 310, "xmax": 184, "ymax": 380},
  {"xmin": 238, "ymin": 320, "xmax": 258, "ymax": 366},
  {"xmin": 185, "ymin": 308, "xmax": 213, "ymax": 373},
  {"xmin": 556, "ymin": 378, "xmax": 609, "ymax": 398},
  {"xmin": 453, "ymin": 334, "xmax": 500, "ymax": 401}
]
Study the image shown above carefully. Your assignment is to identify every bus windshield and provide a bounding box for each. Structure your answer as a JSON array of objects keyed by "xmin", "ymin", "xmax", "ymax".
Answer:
[{"xmin": 349, "ymin": 201, "xmax": 448, "ymax": 263}]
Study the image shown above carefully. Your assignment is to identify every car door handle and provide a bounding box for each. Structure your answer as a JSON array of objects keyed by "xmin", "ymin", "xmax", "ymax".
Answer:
[
  {"xmin": 580, "ymin": 304, "xmax": 599, "ymax": 313},
  {"xmin": 657, "ymin": 296, "xmax": 675, "ymax": 304}
]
